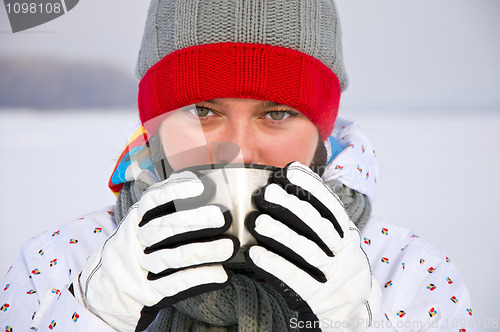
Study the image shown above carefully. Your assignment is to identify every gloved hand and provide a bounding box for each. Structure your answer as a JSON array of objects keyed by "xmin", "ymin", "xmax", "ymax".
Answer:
[
  {"xmin": 71, "ymin": 171, "xmax": 239, "ymax": 332},
  {"xmin": 245, "ymin": 162, "xmax": 381, "ymax": 332}
]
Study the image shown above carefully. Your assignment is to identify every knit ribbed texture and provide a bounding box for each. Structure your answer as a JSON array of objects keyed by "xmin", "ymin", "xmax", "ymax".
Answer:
[
  {"xmin": 136, "ymin": 0, "xmax": 348, "ymax": 91},
  {"xmin": 325, "ymin": 179, "xmax": 371, "ymax": 231},
  {"xmin": 152, "ymin": 274, "xmax": 298, "ymax": 332},
  {"xmin": 138, "ymin": 42, "xmax": 340, "ymax": 141},
  {"xmin": 115, "ymin": 171, "xmax": 155, "ymax": 224}
]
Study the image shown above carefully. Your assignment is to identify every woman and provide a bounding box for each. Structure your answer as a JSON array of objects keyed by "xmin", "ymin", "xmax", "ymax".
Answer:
[{"xmin": 0, "ymin": 0, "xmax": 475, "ymax": 331}]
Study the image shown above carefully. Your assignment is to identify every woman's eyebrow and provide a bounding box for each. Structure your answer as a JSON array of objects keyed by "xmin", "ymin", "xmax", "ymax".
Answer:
[
  {"xmin": 204, "ymin": 99, "xmax": 287, "ymax": 109},
  {"xmin": 256, "ymin": 101, "xmax": 285, "ymax": 109},
  {"xmin": 204, "ymin": 99, "xmax": 221, "ymax": 105}
]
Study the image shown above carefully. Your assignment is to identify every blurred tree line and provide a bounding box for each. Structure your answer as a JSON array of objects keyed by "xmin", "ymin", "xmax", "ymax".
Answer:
[{"xmin": 0, "ymin": 57, "xmax": 137, "ymax": 109}]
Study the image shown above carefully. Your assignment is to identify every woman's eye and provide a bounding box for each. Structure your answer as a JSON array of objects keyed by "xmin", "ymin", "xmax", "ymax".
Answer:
[
  {"xmin": 193, "ymin": 106, "xmax": 214, "ymax": 117},
  {"xmin": 266, "ymin": 111, "xmax": 290, "ymax": 121}
]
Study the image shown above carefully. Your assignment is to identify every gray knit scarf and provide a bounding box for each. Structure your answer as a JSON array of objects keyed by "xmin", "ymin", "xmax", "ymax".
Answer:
[{"xmin": 115, "ymin": 177, "xmax": 371, "ymax": 332}]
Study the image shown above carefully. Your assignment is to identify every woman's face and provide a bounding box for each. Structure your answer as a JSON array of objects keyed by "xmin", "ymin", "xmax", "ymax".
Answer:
[{"xmin": 158, "ymin": 98, "xmax": 319, "ymax": 170}]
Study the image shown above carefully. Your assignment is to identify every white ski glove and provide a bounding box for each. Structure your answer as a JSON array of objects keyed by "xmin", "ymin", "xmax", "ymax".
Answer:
[
  {"xmin": 71, "ymin": 171, "xmax": 238, "ymax": 332},
  {"xmin": 245, "ymin": 162, "xmax": 381, "ymax": 332}
]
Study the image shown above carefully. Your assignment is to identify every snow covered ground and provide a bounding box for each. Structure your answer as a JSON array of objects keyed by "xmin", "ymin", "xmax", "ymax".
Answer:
[{"xmin": 1, "ymin": 109, "xmax": 498, "ymax": 323}]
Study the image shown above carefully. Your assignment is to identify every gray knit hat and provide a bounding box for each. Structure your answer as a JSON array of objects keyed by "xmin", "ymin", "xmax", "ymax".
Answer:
[{"xmin": 136, "ymin": 0, "xmax": 348, "ymax": 140}]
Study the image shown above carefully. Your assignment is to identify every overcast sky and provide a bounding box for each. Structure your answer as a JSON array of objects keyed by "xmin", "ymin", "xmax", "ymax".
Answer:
[{"xmin": 1, "ymin": 0, "xmax": 499, "ymax": 111}]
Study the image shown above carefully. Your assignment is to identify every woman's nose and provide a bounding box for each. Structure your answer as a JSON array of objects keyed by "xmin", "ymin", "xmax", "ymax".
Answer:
[
  {"xmin": 209, "ymin": 125, "xmax": 260, "ymax": 164},
  {"xmin": 208, "ymin": 142, "xmax": 240, "ymax": 164}
]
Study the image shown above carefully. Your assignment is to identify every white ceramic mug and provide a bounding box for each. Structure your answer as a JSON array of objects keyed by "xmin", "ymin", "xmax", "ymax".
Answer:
[{"xmin": 178, "ymin": 164, "xmax": 277, "ymax": 260}]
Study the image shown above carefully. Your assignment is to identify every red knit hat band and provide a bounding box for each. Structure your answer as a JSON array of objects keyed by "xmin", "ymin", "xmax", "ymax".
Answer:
[{"xmin": 138, "ymin": 42, "xmax": 341, "ymax": 141}]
